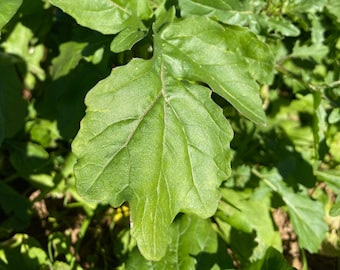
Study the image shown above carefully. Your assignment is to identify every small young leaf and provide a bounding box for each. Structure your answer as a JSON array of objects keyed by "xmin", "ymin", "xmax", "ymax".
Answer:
[
  {"xmin": 266, "ymin": 17, "xmax": 300, "ymax": 37},
  {"xmin": 328, "ymin": 108, "xmax": 340, "ymax": 124},
  {"xmin": 50, "ymin": 41, "xmax": 88, "ymax": 80},
  {"xmin": 110, "ymin": 28, "xmax": 147, "ymax": 53}
]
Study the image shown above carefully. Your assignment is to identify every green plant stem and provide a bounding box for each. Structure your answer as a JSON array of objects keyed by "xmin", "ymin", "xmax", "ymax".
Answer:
[
  {"xmin": 69, "ymin": 206, "xmax": 94, "ymax": 269},
  {"xmin": 251, "ymin": 168, "xmax": 279, "ymax": 192}
]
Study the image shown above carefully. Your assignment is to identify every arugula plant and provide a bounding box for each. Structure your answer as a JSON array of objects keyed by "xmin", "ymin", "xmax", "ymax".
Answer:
[{"xmin": 0, "ymin": 0, "xmax": 339, "ymax": 269}]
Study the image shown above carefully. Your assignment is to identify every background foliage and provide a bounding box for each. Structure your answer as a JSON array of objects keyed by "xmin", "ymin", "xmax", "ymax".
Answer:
[{"xmin": 0, "ymin": 0, "xmax": 339, "ymax": 269}]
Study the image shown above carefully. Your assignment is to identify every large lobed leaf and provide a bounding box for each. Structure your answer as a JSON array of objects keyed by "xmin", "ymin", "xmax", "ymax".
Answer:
[{"xmin": 73, "ymin": 16, "xmax": 268, "ymax": 260}]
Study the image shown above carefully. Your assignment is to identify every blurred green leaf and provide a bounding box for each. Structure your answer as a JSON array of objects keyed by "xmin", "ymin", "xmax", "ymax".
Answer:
[
  {"xmin": 0, "ymin": 234, "xmax": 51, "ymax": 269},
  {"xmin": 244, "ymin": 247, "xmax": 294, "ymax": 270},
  {"xmin": 292, "ymin": 42, "xmax": 329, "ymax": 62},
  {"xmin": 0, "ymin": 0, "xmax": 23, "ymax": 30},
  {"xmin": 328, "ymin": 132, "xmax": 340, "ymax": 163},
  {"xmin": 313, "ymin": 91, "xmax": 327, "ymax": 160},
  {"xmin": 330, "ymin": 195, "xmax": 340, "ymax": 216},
  {"xmin": 326, "ymin": 0, "xmax": 340, "ymax": 24},
  {"xmin": 28, "ymin": 119, "xmax": 61, "ymax": 148},
  {"xmin": 287, "ymin": 0, "xmax": 327, "ymax": 13},
  {"xmin": 0, "ymin": 110, "xmax": 3, "ymax": 145},
  {"xmin": 179, "ymin": 0, "xmax": 301, "ymax": 37},
  {"xmin": 51, "ymin": 41, "xmax": 88, "ymax": 80},
  {"xmin": 1, "ymin": 22, "xmax": 45, "ymax": 88},
  {"xmin": 0, "ymin": 53, "xmax": 27, "ymax": 139},
  {"xmin": 328, "ymin": 108, "xmax": 340, "ymax": 124},
  {"xmin": 8, "ymin": 142, "xmax": 51, "ymax": 181},
  {"xmin": 315, "ymin": 169, "xmax": 340, "ymax": 189},
  {"xmin": 0, "ymin": 182, "xmax": 31, "ymax": 238}
]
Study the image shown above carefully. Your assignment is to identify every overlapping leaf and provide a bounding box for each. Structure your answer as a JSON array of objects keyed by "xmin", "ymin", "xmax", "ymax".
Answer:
[
  {"xmin": 72, "ymin": 16, "xmax": 269, "ymax": 260},
  {"xmin": 262, "ymin": 169, "xmax": 328, "ymax": 253},
  {"xmin": 218, "ymin": 188, "xmax": 282, "ymax": 260},
  {"xmin": 0, "ymin": 53, "xmax": 27, "ymax": 142},
  {"xmin": 49, "ymin": 0, "xmax": 150, "ymax": 35},
  {"xmin": 49, "ymin": 0, "xmax": 150, "ymax": 52},
  {"xmin": 179, "ymin": 0, "xmax": 301, "ymax": 37},
  {"xmin": 326, "ymin": 0, "xmax": 340, "ymax": 24},
  {"xmin": 0, "ymin": 0, "xmax": 22, "ymax": 30},
  {"xmin": 125, "ymin": 214, "xmax": 232, "ymax": 269}
]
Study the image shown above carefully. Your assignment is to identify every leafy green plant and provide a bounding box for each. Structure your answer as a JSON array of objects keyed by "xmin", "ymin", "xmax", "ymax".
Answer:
[{"xmin": 0, "ymin": 0, "xmax": 339, "ymax": 269}]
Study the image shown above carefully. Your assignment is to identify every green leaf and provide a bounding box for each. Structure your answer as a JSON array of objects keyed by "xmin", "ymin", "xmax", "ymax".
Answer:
[
  {"xmin": 213, "ymin": 24, "xmax": 275, "ymax": 84},
  {"xmin": 315, "ymin": 169, "xmax": 340, "ymax": 189},
  {"xmin": 326, "ymin": 0, "xmax": 340, "ymax": 24},
  {"xmin": 179, "ymin": 0, "xmax": 301, "ymax": 38},
  {"xmin": 218, "ymin": 188, "xmax": 282, "ymax": 261},
  {"xmin": 263, "ymin": 169, "xmax": 328, "ymax": 253},
  {"xmin": 284, "ymin": 192, "xmax": 328, "ymax": 252},
  {"xmin": 292, "ymin": 42, "xmax": 329, "ymax": 62},
  {"xmin": 73, "ymin": 17, "xmax": 269, "ymax": 260},
  {"xmin": 73, "ymin": 59, "xmax": 233, "ymax": 260},
  {"xmin": 8, "ymin": 142, "xmax": 51, "ymax": 181},
  {"xmin": 171, "ymin": 2, "xmax": 276, "ymax": 85},
  {"xmin": 179, "ymin": 0, "xmax": 240, "ymax": 23},
  {"xmin": 0, "ymin": 0, "xmax": 23, "ymax": 30},
  {"xmin": 110, "ymin": 28, "xmax": 147, "ymax": 53},
  {"xmin": 287, "ymin": 0, "xmax": 327, "ymax": 13},
  {"xmin": 51, "ymin": 41, "xmax": 88, "ymax": 80},
  {"xmin": 330, "ymin": 195, "xmax": 340, "ymax": 216},
  {"xmin": 28, "ymin": 119, "xmax": 61, "ymax": 148},
  {"xmin": 0, "ymin": 234, "xmax": 51, "ymax": 269},
  {"xmin": 266, "ymin": 16, "xmax": 300, "ymax": 37},
  {"xmin": 125, "ymin": 214, "xmax": 233, "ymax": 269},
  {"xmin": 49, "ymin": 0, "xmax": 148, "ymax": 35},
  {"xmin": 328, "ymin": 108, "xmax": 340, "ymax": 124},
  {"xmin": 178, "ymin": 0, "xmax": 266, "ymax": 33},
  {"xmin": 0, "ymin": 53, "xmax": 27, "ymax": 139},
  {"xmin": 328, "ymin": 132, "xmax": 340, "ymax": 163},
  {"xmin": 0, "ymin": 182, "xmax": 31, "ymax": 238},
  {"xmin": 244, "ymin": 247, "xmax": 294, "ymax": 270},
  {"xmin": 159, "ymin": 17, "xmax": 267, "ymax": 124},
  {"xmin": 1, "ymin": 22, "xmax": 45, "ymax": 88},
  {"xmin": 39, "ymin": 32, "xmax": 113, "ymax": 139}
]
